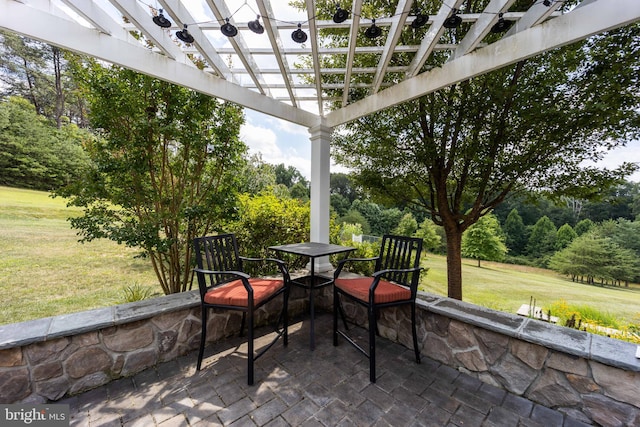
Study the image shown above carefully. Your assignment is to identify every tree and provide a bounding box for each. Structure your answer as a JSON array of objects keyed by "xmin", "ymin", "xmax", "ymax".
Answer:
[
  {"xmin": 526, "ymin": 216, "xmax": 557, "ymax": 263},
  {"xmin": 237, "ymin": 153, "xmax": 276, "ymax": 195},
  {"xmin": 320, "ymin": 3, "xmax": 639, "ymax": 299},
  {"xmin": 393, "ymin": 212, "xmax": 418, "ymax": 237},
  {"xmin": 556, "ymin": 223, "xmax": 578, "ymax": 250},
  {"xmin": 330, "ymin": 172, "xmax": 360, "ymax": 204},
  {"xmin": 550, "ymin": 232, "xmax": 640, "ymax": 286},
  {"xmin": 339, "ymin": 209, "xmax": 371, "ymax": 235},
  {"xmin": 574, "ymin": 218, "xmax": 594, "ymax": 236},
  {"xmin": 503, "ymin": 209, "xmax": 528, "ymax": 256},
  {"xmin": 461, "ymin": 214, "xmax": 507, "ymax": 267},
  {"xmin": 0, "ymin": 96, "xmax": 91, "ymax": 189},
  {"xmin": 414, "ymin": 218, "xmax": 442, "ymax": 253},
  {"xmin": 274, "ymin": 163, "xmax": 307, "ymax": 188},
  {"xmin": 56, "ymin": 63, "xmax": 245, "ymax": 294},
  {"xmin": 0, "ymin": 31, "xmax": 86, "ymax": 127},
  {"xmin": 330, "ymin": 193, "xmax": 351, "ymax": 216}
]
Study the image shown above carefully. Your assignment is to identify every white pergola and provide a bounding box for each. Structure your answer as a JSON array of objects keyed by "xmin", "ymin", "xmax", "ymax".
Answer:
[{"xmin": 2, "ymin": 0, "xmax": 639, "ymax": 269}]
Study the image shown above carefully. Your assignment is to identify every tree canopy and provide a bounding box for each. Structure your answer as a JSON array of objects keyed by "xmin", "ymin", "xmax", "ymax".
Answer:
[
  {"xmin": 316, "ymin": 1, "xmax": 639, "ymax": 299},
  {"xmin": 56, "ymin": 62, "xmax": 246, "ymax": 294}
]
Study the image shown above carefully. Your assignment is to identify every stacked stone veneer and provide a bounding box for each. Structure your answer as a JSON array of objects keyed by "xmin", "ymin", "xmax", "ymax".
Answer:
[{"xmin": 1, "ymin": 284, "xmax": 639, "ymax": 426}]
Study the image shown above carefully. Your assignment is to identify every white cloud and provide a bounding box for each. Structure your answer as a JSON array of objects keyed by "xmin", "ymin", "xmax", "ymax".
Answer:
[
  {"xmin": 240, "ymin": 120, "xmax": 312, "ymax": 179},
  {"xmin": 240, "ymin": 122, "xmax": 281, "ymax": 158},
  {"xmin": 584, "ymin": 142, "xmax": 640, "ymax": 182}
]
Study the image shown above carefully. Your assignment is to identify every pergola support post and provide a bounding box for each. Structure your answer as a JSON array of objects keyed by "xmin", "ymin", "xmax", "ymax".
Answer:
[{"xmin": 309, "ymin": 122, "xmax": 333, "ymax": 273}]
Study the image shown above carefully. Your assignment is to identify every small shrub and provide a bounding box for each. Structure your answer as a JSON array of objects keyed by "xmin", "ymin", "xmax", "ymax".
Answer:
[
  {"xmin": 545, "ymin": 299, "xmax": 640, "ymax": 343},
  {"xmin": 334, "ymin": 241, "xmax": 381, "ymax": 276},
  {"xmin": 121, "ymin": 283, "xmax": 157, "ymax": 303}
]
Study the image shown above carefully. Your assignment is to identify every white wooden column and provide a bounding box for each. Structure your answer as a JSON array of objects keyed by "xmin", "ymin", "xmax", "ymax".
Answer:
[{"xmin": 309, "ymin": 122, "xmax": 333, "ymax": 272}]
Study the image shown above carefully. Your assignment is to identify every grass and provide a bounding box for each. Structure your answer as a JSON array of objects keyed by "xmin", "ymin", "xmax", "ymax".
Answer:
[
  {"xmin": 0, "ymin": 186, "xmax": 160, "ymax": 324},
  {"xmin": 2, "ymin": 185, "xmax": 640, "ymax": 334},
  {"xmin": 420, "ymin": 255, "xmax": 640, "ymax": 326}
]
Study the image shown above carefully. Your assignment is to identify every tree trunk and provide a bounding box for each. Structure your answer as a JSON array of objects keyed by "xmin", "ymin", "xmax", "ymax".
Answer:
[{"xmin": 445, "ymin": 228, "xmax": 463, "ymax": 300}]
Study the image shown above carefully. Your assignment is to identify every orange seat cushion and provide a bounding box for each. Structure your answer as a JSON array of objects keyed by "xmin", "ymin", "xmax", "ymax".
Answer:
[
  {"xmin": 204, "ymin": 279, "xmax": 284, "ymax": 307},
  {"xmin": 335, "ymin": 277, "xmax": 411, "ymax": 304}
]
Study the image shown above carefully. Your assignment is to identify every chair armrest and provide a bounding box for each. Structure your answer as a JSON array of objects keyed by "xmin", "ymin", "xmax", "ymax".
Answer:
[
  {"xmin": 193, "ymin": 268, "xmax": 250, "ymax": 281},
  {"xmin": 239, "ymin": 256, "xmax": 291, "ymax": 283},
  {"xmin": 369, "ymin": 266, "xmax": 424, "ymax": 293},
  {"xmin": 334, "ymin": 256, "xmax": 379, "ymax": 278}
]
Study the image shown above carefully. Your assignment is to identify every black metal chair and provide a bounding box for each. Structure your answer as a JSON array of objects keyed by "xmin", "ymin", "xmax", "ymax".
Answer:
[
  {"xmin": 333, "ymin": 234, "xmax": 424, "ymax": 382},
  {"xmin": 193, "ymin": 233, "xmax": 290, "ymax": 385}
]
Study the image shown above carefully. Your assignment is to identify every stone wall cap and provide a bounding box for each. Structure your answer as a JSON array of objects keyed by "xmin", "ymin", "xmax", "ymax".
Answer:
[
  {"xmin": 0, "ymin": 317, "xmax": 51, "ymax": 349},
  {"xmin": 519, "ymin": 318, "xmax": 590, "ymax": 358},
  {"xmin": 428, "ymin": 296, "xmax": 525, "ymax": 336},
  {"xmin": 48, "ymin": 307, "xmax": 115, "ymax": 339},
  {"xmin": 113, "ymin": 290, "xmax": 199, "ymax": 325},
  {"xmin": 0, "ymin": 291, "xmax": 200, "ymax": 350},
  {"xmin": 590, "ymin": 333, "xmax": 640, "ymax": 372}
]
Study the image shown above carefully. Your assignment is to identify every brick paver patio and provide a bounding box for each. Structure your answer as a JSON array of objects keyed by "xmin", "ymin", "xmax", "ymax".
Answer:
[{"xmin": 60, "ymin": 314, "xmax": 592, "ymax": 426}]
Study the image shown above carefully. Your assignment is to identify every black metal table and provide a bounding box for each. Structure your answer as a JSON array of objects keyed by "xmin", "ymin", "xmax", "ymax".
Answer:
[{"xmin": 268, "ymin": 242, "xmax": 354, "ymax": 350}]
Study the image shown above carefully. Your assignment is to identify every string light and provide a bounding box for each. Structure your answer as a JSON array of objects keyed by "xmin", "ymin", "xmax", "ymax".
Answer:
[
  {"xmin": 146, "ymin": 1, "xmax": 532, "ymax": 46},
  {"xmin": 175, "ymin": 24, "xmax": 194, "ymax": 43}
]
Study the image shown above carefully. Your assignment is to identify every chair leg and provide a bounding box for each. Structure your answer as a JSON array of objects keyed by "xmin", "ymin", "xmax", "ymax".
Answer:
[
  {"xmin": 197, "ymin": 306, "xmax": 207, "ymax": 371},
  {"xmin": 411, "ymin": 304, "xmax": 421, "ymax": 364},
  {"xmin": 368, "ymin": 306, "xmax": 376, "ymax": 383},
  {"xmin": 240, "ymin": 312, "xmax": 246, "ymax": 337},
  {"xmin": 283, "ymin": 289, "xmax": 289, "ymax": 347},
  {"xmin": 247, "ymin": 309, "xmax": 254, "ymax": 386},
  {"xmin": 333, "ymin": 289, "xmax": 339, "ymax": 346}
]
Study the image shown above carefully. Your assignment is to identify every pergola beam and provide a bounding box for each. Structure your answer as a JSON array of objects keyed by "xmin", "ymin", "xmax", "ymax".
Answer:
[{"xmin": 0, "ymin": 0, "xmax": 319, "ymax": 128}]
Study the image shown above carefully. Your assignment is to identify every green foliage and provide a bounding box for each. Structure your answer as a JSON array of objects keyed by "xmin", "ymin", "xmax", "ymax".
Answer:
[
  {"xmin": 549, "ymin": 227, "xmax": 640, "ymax": 285},
  {"xmin": 503, "ymin": 209, "xmax": 528, "ymax": 256},
  {"xmin": 350, "ymin": 199, "xmax": 403, "ymax": 236},
  {"xmin": 555, "ymin": 223, "xmax": 578, "ymax": 250},
  {"xmin": 339, "ymin": 209, "xmax": 371, "ymax": 235},
  {"xmin": 274, "ymin": 163, "xmax": 308, "ymax": 188},
  {"xmin": 0, "ymin": 97, "xmax": 91, "ymax": 190},
  {"xmin": 339, "ymin": 241, "xmax": 381, "ymax": 277},
  {"xmin": 414, "ymin": 218, "xmax": 442, "ymax": 253},
  {"xmin": 526, "ymin": 216, "xmax": 557, "ymax": 262},
  {"xmin": 330, "ymin": 193, "xmax": 351, "ymax": 216},
  {"xmin": 237, "ymin": 153, "xmax": 276, "ymax": 195},
  {"xmin": 392, "ymin": 212, "xmax": 418, "ymax": 236},
  {"xmin": 330, "ymin": 172, "xmax": 360, "ymax": 204},
  {"xmin": 56, "ymin": 62, "xmax": 246, "ymax": 294},
  {"xmin": 574, "ymin": 218, "xmax": 594, "ymax": 236},
  {"xmin": 121, "ymin": 283, "xmax": 157, "ymax": 303},
  {"xmin": 339, "ymin": 222, "xmax": 363, "ymax": 241},
  {"xmin": 461, "ymin": 214, "xmax": 507, "ymax": 266},
  {"xmin": 227, "ymin": 191, "xmax": 310, "ymax": 273}
]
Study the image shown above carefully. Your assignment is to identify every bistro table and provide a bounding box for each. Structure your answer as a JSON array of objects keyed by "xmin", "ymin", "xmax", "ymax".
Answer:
[{"xmin": 268, "ymin": 242, "xmax": 354, "ymax": 350}]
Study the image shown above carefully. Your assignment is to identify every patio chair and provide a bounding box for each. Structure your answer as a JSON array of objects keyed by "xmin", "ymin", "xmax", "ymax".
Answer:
[
  {"xmin": 333, "ymin": 234, "xmax": 423, "ymax": 382},
  {"xmin": 193, "ymin": 233, "xmax": 290, "ymax": 385}
]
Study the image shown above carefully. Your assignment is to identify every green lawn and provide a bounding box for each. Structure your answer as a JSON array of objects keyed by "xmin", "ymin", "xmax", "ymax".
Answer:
[
  {"xmin": 1, "ymin": 185, "xmax": 639, "ymax": 330},
  {"xmin": 0, "ymin": 186, "xmax": 160, "ymax": 324},
  {"xmin": 420, "ymin": 255, "xmax": 640, "ymax": 325}
]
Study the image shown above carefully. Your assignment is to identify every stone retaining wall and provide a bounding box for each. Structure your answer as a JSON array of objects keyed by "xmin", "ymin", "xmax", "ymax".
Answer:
[
  {"xmin": 1, "ymin": 286, "xmax": 639, "ymax": 426},
  {"xmin": 342, "ymin": 293, "xmax": 640, "ymax": 426}
]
